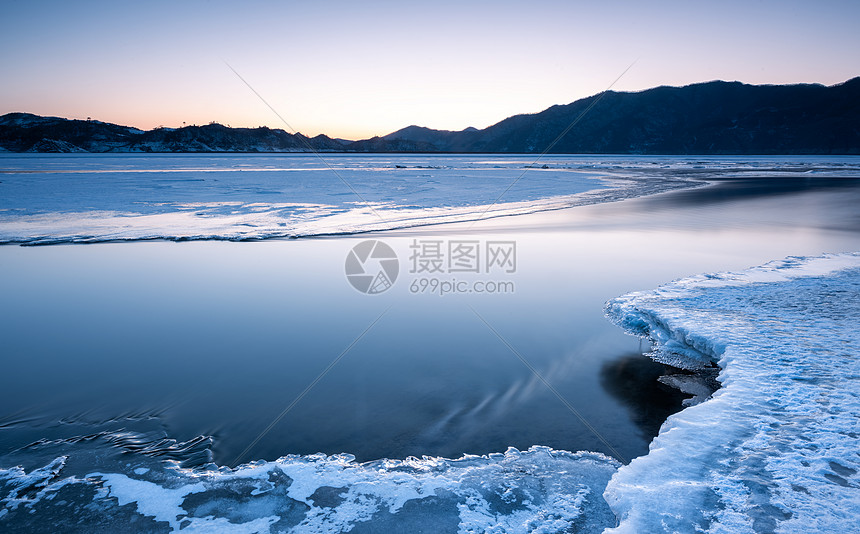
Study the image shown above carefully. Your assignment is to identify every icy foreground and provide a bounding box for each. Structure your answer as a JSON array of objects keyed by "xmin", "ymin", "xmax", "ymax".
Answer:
[
  {"xmin": 604, "ymin": 253, "xmax": 860, "ymax": 533},
  {"xmin": 2, "ymin": 254, "xmax": 860, "ymax": 532},
  {"xmin": 4, "ymin": 256, "xmax": 859, "ymax": 533},
  {"xmin": 0, "ymin": 447, "xmax": 618, "ymax": 533}
]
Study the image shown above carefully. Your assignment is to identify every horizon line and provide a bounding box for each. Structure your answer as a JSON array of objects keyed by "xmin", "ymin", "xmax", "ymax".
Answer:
[{"xmin": 3, "ymin": 75, "xmax": 858, "ymax": 142}]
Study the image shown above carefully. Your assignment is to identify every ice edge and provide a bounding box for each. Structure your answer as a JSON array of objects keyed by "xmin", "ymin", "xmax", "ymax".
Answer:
[{"xmin": 602, "ymin": 252, "xmax": 860, "ymax": 533}]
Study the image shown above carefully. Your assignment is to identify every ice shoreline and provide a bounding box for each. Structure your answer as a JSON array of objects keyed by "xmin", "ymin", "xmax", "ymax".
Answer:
[
  {"xmin": 5, "ymin": 153, "xmax": 858, "ymax": 246},
  {"xmin": 3, "ymin": 253, "xmax": 859, "ymax": 532},
  {"xmin": 604, "ymin": 253, "xmax": 860, "ymax": 533},
  {"xmin": 1, "ymin": 446, "xmax": 621, "ymax": 533},
  {"xmin": 0, "ymin": 174, "xmax": 698, "ymax": 246}
]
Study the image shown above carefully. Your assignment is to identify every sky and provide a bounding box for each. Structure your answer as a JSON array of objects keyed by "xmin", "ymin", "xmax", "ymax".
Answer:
[{"xmin": 1, "ymin": 0, "xmax": 858, "ymax": 140}]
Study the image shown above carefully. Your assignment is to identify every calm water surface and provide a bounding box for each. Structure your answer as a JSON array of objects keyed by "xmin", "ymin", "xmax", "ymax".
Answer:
[{"xmin": 1, "ymin": 163, "xmax": 859, "ymax": 470}]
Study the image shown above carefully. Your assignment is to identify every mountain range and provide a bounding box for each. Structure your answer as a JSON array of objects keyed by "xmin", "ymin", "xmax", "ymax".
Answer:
[{"xmin": 2, "ymin": 77, "xmax": 858, "ymax": 154}]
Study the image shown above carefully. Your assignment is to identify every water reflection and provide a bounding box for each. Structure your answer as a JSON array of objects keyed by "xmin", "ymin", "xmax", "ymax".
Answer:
[
  {"xmin": 599, "ymin": 353, "xmax": 689, "ymax": 440},
  {"xmin": 2, "ymin": 170, "xmax": 860, "ymax": 470},
  {"xmin": 646, "ymin": 177, "xmax": 860, "ymax": 209}
]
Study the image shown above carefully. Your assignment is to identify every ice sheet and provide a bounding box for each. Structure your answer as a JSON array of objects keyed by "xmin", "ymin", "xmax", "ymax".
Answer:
[
  {"xmin": 1, "ymin": 153, "xmax": 792, "ymax": 244},
  {"xmin": 604, "ymin": 253, "xmax": 860, "ymax": 533},
  {"xmin": 1, "ymin": 447, "xmax": 618, "ymax": 533}
]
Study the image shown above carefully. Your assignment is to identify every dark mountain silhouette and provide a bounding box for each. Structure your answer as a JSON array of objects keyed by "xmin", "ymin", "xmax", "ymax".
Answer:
[
  {"xmin": 364, "ymin": 78, "xmax": 860, "ymax": 154},
  {"xmin": 0, "ymin": 115, "xmax": 346, "ymax": 153},
  {"xmin": 2, "ymin": 78, "xmax": 858, "ymax": 154}
]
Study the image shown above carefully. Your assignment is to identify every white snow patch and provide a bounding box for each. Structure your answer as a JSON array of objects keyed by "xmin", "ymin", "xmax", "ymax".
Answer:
[{"xmin": 604, "ymin": 253, "xmax": 860, "ymax": 533}]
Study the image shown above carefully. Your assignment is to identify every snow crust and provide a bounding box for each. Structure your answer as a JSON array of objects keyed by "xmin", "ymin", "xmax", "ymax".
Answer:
[
  {"xmin": 2, "ymin": 447, "xmax": 618, "ymax": 533},
  {"xmin": 0, "ymin": 154, "xmax": 723, "ymax": 244},
  {"xmin": 604, "ymin": 253, "xmax": 860, "ymax": 533},
  {"xmin": 3, "ymin": 254, "xmax": 859, "ymax": 532}
]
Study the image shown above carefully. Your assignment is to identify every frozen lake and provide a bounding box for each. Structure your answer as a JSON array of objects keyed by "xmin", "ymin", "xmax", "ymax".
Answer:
[
  {"xmin": 8, "ymin": 153, "xmax": 856, "ymax": 243},
  {"xmin": 1, "ymin": 154, "xmax": 859, "ymax": 532}
]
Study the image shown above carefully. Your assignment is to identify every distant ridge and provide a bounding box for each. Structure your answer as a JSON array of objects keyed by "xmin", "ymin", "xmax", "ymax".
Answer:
[
  {"xmin": 0, "ymin": 116, "xmax": 347, "ymax": 153},
  {"xmin": 2, "ymin": 78, "xmax": 859, "ymax": 154}
]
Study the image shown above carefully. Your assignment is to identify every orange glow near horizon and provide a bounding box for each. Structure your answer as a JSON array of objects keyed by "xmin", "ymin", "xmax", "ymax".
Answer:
[{"xmin": 2, "ymin": 1, "xmax": 858, "ymax": 140}]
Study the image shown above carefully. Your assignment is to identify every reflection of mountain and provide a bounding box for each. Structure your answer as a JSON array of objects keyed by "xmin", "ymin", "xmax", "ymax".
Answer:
[
  {"xmin": 641, "ymin": 177, "xmax": 860, "ymax": 211},
  {"xmin": 599, "ymin": 354, "xmax": 688, "ymax": 440},
  {"xmin": 3, "ymin": 77, "xmax": 858, "ymax": 154}
]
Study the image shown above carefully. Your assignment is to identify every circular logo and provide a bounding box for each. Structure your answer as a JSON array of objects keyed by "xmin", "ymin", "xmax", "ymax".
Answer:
[{"xmin": 345, "ymin": 240, "xmax": 399, "ymax": 294}]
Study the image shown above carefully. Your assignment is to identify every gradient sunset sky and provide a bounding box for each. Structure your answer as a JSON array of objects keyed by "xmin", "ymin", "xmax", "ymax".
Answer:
[{"xmin": 2, "ymin": 0, "xmax": 858, "ymax": 140}]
